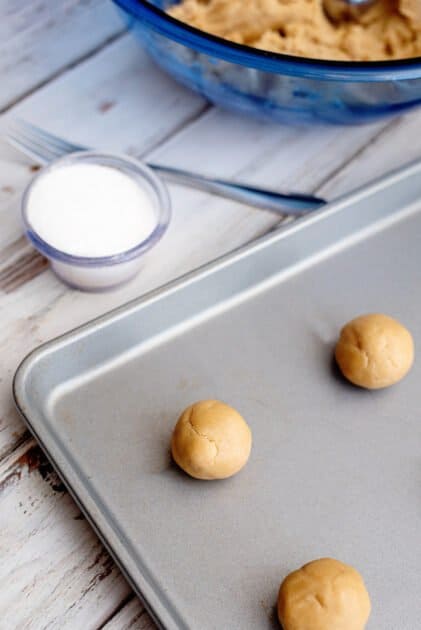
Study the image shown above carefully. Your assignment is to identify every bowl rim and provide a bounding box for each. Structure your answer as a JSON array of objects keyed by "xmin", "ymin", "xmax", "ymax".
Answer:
[
  {"xmin": 22, "ymin": 151, "xmax": 172, "ymax": 267},
  {"xmin": 113, "ymin": 0, "xmax": 421, "ymax": 81}
]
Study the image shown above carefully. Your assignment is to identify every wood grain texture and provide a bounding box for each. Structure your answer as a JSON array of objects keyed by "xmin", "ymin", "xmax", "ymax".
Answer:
[
  {"xmin": 0, "ymin": 0, "xmax": 125, "ymax": 111},
  {"xmin": 0, "ymin": 238, "xmax": 48, "ymax": 293},
  {"xmin": 101, "ymin": 597, "xmax": 155, "ymax": 630},
  {"xmin": 2, "ymin": 1, "xmax": 421, "ymax": 627},
  {"xmin": 6, "ymin": 33, "xmax": 207, "ymax": 156},
  {"xmin": 0, "ymin": 31, "xmax": 205, "ymax": 462},
  {"xmin": 0, "ymin": 439, "xmax": 133, "ymax": 630}
]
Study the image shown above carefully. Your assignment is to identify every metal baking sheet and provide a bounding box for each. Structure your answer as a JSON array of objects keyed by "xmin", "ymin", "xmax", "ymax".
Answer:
[{"xmin": 14, "ymin": 161, "xmax": 421, "ymax": 630}]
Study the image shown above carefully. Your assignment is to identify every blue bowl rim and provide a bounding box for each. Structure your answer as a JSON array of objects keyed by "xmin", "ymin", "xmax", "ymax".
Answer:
[{"xmin": 113, "ymin": 0, "xmax": 421, "ymax": 82}]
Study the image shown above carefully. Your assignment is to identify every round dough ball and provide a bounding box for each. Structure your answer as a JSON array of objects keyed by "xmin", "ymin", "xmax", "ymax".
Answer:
[
  {"xmin": 335, "ymin": 313, "xmax": 414, "ymax": 389},
  {"xmin": 277, "ymin": 558, "xmax": 371, "ymax": 630},
  {"xmin": 171, "ymin": 400, "xmax": 252, "ymax": 480}
]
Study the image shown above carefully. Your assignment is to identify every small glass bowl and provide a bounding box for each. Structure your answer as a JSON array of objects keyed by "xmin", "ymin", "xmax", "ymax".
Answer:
[{"xmin": 22, "ymin": 152, "xmax": 171, "ymax": 291}]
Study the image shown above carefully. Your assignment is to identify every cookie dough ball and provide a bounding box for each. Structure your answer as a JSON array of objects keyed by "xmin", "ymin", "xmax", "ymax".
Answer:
[
  {"xmin": 335, "ymin": 313, "xmax": 414, "ymax": 389},
  {"xmin": 277, "ymin": 558, "xmax": 371, "ymax": 630},
  {"xmin": 171, "ymin": 400, "xmax": 252, "ymax": 480}
]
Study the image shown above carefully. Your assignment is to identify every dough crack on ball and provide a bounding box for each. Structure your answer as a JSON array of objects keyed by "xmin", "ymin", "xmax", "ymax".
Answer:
[
  {"xmin": 171, "ymin": 400, "xmax": 252, "ymax": 480},
  {"xmin": 278, "ymin": 558, "xmax": 371, "ymax": 630},
  {"xmin": 313, "ymin": 593, "xmax": 326, "ymax": 609},
  {"xmin": 359, "ymin": 347, "xmax": 370, "ymax": 369},
  {"xmin": 335, "ymin": 313, "xmax": 414, "ymax": 389},
  {"xmin": 186, "ymin": 413, "xmax": 219, "ymax": 462},
  {"xmin": 348, "ymin": 328, "xmax": 370, "ymax": 368}
]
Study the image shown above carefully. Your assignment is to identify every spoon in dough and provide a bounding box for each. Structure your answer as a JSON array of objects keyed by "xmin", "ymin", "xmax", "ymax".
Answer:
[{"xmin": 323, "ymin": 0, "xmax": 377, "ymax": 22}]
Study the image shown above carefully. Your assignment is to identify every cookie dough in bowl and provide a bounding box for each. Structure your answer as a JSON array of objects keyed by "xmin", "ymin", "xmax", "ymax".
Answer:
[
  {"xmin": 171, "ymin": 400, "xmax": 252, "ymax": 480},
  {"xmin": 169, "ymin": 0, "xmax": 421, "ymax": 62},
  {"xmin": 335, "ymin": 313, "xmax": 414, "ymax": 389},
  {"xmin": 277, "ymin": 558, "xmax": 371, "ymax": 630}
]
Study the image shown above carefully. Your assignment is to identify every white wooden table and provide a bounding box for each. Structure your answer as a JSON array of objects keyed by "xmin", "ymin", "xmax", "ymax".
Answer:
[{"xmin": 1, "ymin": 2, "xmax": 421, "ymax": 628}]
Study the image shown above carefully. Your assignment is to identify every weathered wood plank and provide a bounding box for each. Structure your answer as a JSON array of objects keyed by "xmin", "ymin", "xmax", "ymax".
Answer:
[
  {"xmin": 0, "ymin": 439, "xmax": 132, "ymax": 629},
  {"xmin": 6, "ymin": 33, "xmax": 207, "ymax": 156},
  {"xmin": 0, "ymin": 0, "xmax": 125, "ymax": 111},
  {"xmin": 0, "ymin": 29, "xmax": 206, "ymax": 461},
  {"xmin": 101, "ymin": 597, "xmax": 155, "ymax": 630},
  {"xmin": 317, "ymin": 112, "xmax": 421, "ymax": 197}
]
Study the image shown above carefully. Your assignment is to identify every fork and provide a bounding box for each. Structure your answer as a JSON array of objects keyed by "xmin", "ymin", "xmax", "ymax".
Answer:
[{"xmin": 4, "ymin": 119, "xmax": 326, "ymax": 216}]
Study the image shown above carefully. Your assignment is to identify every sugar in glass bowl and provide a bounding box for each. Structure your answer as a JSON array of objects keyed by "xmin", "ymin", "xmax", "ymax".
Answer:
[
  {"xmin": 112, "ymin": 0, "xmax": 421, "ymax": 124},
  {"xmin": 22, "ymin": 152, "xmax": 171, "ymax": 291}
]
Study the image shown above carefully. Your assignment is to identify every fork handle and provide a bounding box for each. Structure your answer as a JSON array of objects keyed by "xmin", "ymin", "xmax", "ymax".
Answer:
[{"xmin": 148, "ymin": 163, "xmax": 325, "ymax": 215}]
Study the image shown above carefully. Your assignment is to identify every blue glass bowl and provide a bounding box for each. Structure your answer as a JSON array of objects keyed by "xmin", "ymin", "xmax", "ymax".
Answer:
[{"xmin": 113, "ymin": 0, "xmax": 421, "ymax": 124}]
